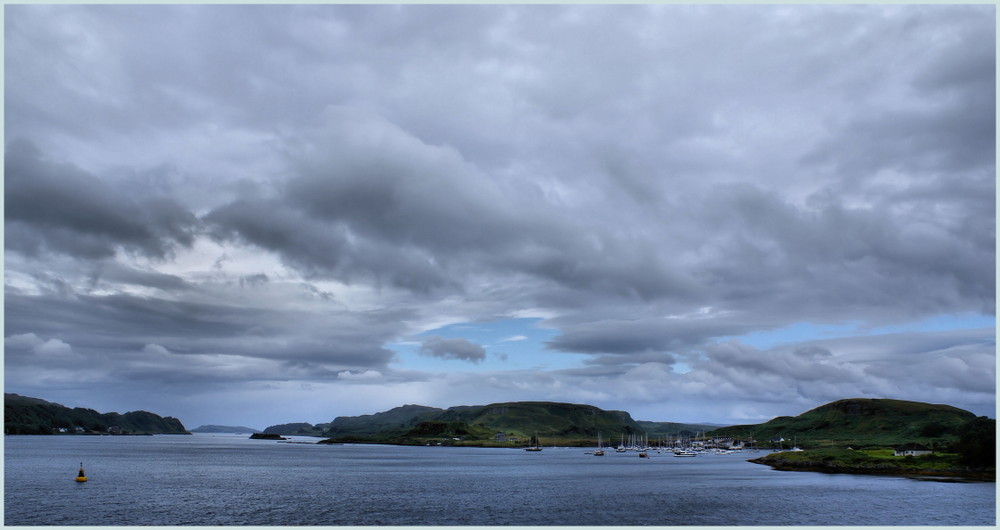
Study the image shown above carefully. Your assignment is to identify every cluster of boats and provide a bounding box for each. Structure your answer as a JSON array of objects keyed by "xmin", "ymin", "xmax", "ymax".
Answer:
[
  {"xmin": 522, "ymin": 431, "xmax": 760, "ymax": 457},
  {"xmin": 585, "ymin": 433, "xmax": 751, "ymax": 458}
]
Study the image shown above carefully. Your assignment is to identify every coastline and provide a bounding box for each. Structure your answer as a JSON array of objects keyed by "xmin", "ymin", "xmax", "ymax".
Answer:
[{"xmin": 749, "ymin": 452, "xmax": 995, "ymax": 482}]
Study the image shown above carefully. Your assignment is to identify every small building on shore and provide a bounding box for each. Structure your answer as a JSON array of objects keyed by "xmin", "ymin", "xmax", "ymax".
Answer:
[{"xmin": 894, "ymin": 443, "xmax": 932, "ymax": 457}]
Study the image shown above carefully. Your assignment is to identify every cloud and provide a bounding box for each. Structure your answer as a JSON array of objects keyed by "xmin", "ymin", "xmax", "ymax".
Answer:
[
  {"xmin": 239, "ymin": 273, "xmax": 269, "ymax": 288},
  {"xmin": 337, "ymin": 370, "xmax": 383, "ymax": 381},
  {"xmin": 5, "ymin": 333, "xmax": 78, "ymax": 361},
  {"xmin": 419, "ymin": 336, "xmax": 487, "ymax": 363},
  {"xmin": 5, "ymin": 333, "xmax": 44, "ymax": 351},
  {"xmin": 3, "ymin": 4, "xmax": 993, "ymax": 427},
  {"xmin": 5, "ymin": 140, "xmax": 199, "ymax": 260},
  {"xmin": 691, "ymin": 328, "xmax": 996, "ymax": 408},
  {"xmin": 142, "ymin": 343, "xmax": 171, "ymax": 356},
  {"xmin": 36, "ymin": 338, "xmax": 74, "ymax": 358},
  {"xmin": 5, "ymin": 289, "xmax": 402, "ymax": 375}
]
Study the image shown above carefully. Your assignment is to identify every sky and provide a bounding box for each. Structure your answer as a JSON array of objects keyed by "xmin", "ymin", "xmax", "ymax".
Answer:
[{"xmin": 4, "ymin": 4, "xmax": 995, "ymax": 431}]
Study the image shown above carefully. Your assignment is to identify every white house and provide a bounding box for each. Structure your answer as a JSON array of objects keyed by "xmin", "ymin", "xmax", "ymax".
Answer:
[{"xmin": 894, "ymin": 443, "xmax": 933, "ymax": 457}]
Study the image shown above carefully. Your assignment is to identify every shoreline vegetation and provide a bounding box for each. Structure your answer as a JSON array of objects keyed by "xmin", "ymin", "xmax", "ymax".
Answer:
[
  {"xmin": 4, "ymin": 393, "xmax": 189, "ymax": 435},
  {"xmin": 749, "ymin": 448, "xmax": 995, "ymax": 482}
]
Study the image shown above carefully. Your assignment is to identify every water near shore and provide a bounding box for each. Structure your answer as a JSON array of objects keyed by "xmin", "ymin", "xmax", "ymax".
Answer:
[{"xmin": 5, "ymin": 434, "xmax": 994, "ymax": 525}]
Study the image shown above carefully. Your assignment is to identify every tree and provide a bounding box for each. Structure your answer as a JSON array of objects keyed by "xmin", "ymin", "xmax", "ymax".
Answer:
[{"xmin": 955, "ymin": 416, "xmax": 995, "ymax": 467}]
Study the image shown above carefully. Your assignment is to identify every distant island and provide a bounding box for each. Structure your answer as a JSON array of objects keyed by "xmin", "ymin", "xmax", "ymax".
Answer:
[
  {"xmin": 191, "ymin": 425, "xmax": 261, "ymax": 434},
  {"xmin": 262, "ymin": 422, "xmax": 329, "ymax": 436},
  {"xmin": 306, "ymin": 401, "xmax": 723, "ymax": 447},
  {"xmin": 256, "ymin": 398, "xmax": 989, "ymax": 481},
  {"xmin": 4, "ymin": 393, "xmax": 189, "ymax": 435}
]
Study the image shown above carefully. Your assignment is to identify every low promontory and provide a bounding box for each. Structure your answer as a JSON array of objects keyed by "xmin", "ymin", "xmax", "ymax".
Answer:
[
  {"xmin": 750, "ymin": 448, "xmax": 995, "ymax": 481},
  {"xmin": 249, "ymin": 432, "xmax": 287, "ymax": 440}
]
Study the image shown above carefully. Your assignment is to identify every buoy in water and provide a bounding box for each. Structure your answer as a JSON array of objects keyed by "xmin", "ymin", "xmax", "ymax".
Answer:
[{"xmin": 76, "ymin": 463, "xmax": 87, "ymax": 482}]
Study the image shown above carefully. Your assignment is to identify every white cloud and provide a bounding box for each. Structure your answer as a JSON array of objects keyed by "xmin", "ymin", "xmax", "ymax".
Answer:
[
  {"xmin": 142, "ymin": 343, "xmax": 170, "ymax": 356},
  {"xmin": 5, "ymin": 333, "xmax": 44, "ymax": 350},
  {"xmin": 5, "ymin": 333, "xmax": 76, "ymax": 359},
  {"xmin": 337, "ymin": 370, "xmax": 383, "ymax": 381},
  {"xmin": 35, "ymin": 338, "xmax": 74, "ymax": 358}
]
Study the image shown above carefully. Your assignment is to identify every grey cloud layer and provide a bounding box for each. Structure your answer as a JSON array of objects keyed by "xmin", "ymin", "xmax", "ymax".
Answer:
[
  {"xmin": 4, "ymin": 4, "xmax": 994, "ymax": 423},
  {"xmin": 6, "ymin": 141, "xmax": 199, "ymax": 260}
]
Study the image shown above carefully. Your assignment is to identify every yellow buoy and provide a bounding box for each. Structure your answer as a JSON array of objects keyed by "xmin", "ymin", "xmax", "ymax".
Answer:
[{"xmin": 76, "ymin": 463, "xmax": 87, "ymax": 482}]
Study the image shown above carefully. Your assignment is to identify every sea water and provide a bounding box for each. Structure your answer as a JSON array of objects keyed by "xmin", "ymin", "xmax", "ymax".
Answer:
[{"xmin": 4, "ymin": 434, "xmax": 995, "ymax": 526}]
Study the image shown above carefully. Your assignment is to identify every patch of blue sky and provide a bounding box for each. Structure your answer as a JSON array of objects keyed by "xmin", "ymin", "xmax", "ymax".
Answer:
[
  {"xmin": 721, "ymin": 313, "xmax": 995, "ymax": 350},
  {"xmin": 864, "ymin": 313, "xmax": 995, "ymax": 335},
  {"xmin": 722, "ymin": 321, "xmax": 863, "ymax": 350},
  {"xmin": 389, "ymin": 318, "xmax": 579, "ymax": 372}
]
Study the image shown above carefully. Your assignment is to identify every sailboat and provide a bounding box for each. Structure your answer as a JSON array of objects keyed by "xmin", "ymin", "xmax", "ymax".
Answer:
[
  {"xmin": 594, "ymin": 432, "xmax": 605, "ymax": 456},
  {"xmin": 525, "ymin": 432, "xmax": 543, "ymax": 451},
  {"xmin": 616, "ymin": 434, "xmax": 627, "ymax": 453}
]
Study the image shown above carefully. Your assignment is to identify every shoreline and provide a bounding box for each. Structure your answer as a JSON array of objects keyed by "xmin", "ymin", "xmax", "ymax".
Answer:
[{"xmin": 749, "ymin": 453, "xmax": 995, "ymax": 482}]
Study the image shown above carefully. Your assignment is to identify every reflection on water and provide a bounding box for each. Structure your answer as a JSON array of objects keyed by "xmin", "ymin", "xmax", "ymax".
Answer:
[{"xmin": 4, "ymin": 434, "xmax": 995, "ymax": 526}]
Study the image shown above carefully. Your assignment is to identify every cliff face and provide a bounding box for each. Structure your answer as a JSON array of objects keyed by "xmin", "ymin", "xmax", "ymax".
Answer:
[{"xmin": 4, "ymin": 393, "xmax": 189, "ymax": 434}]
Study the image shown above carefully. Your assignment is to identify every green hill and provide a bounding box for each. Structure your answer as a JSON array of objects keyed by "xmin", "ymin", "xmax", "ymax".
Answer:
[
  {"xmin": 322, "ymin": 404, "xmax": 445, "ymax": 440},
  {"xmin": 320, "ymin": 401, "xmax": 718, "ymax": 446},
  {"xmin": 262, "ymin": 422, "xmax": 329, "ymax": 436},
  {"xmin": 707, "ymin": 398, "xmax": 977, "ymax": 449},
  {"xmin": 4, "ymin": 393, "xmax": 189, "ymax": 435},
  {"xmin": 191, "ymin": 425, "xmax": 261, "ymax": 434},
  {"xmin": 635, "ymin": 420, "xmax": 720, "ymax": 439}
]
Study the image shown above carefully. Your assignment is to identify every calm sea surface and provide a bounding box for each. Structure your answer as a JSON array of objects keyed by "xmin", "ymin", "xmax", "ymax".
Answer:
[{"xmin": 4, "ymin": 434, "xmax": 995, "ymax": 526}]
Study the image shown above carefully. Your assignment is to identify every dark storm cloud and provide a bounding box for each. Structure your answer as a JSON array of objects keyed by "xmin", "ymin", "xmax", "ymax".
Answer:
[
  {"xmin": 4, "ymin": 291, "xmax": 398, "ymax": 371},
  {"xmin": 546, "ymin": 317, "xmax": 754, "ymax": 355},
  {"xmin": 583, "ymin": 351, "xmax": 676, "ymax": 368},
  {"xmin": 206, "ymin": 197, "xmax": 456, "ymax": 292},
  {"xmin": 420, "ymin": 336, "xmax": 487, "ymax": 363},
  {"xmin": 5, "ymin": 140, "xmax": 198, "ymax": 259}
]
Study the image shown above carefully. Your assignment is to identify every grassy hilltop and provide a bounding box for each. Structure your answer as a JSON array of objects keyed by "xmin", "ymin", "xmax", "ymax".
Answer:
[{"xmin": 706, "ymin": 398, "xmax": 977, "ymax": 449}]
